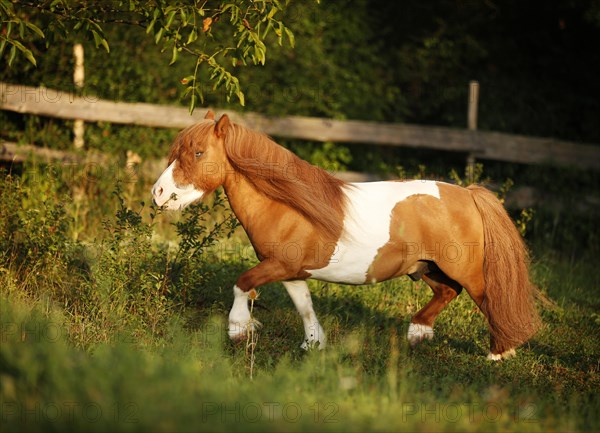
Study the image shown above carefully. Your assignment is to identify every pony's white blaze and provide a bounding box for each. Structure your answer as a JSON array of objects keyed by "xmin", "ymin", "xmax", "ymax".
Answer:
[
  {"xmin": 152, "ymin": 160, "xmax": 204, "ymax": 209},
  {"xmin": 307, "ymin": 180, "xmax": 441, "ymax": 284}
]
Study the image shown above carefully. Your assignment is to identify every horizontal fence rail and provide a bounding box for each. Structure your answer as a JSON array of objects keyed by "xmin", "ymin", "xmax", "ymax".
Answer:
[
  {"xmin": 1, "ymin": 82, "xmax": 599, "ymax": 169},
  {"xmin": 5, "ymin": 139, "xmax": 597, "ymax": 213}
]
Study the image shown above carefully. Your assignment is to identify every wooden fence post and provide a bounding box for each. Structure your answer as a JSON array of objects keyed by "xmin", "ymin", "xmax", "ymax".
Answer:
[
  {"xmin": 73, "ymin": 43, "xmax": 85, "ymax": 149},
  {"xmin": 466, "ymin": 80, "xmax": 479, "ymax": 183}
]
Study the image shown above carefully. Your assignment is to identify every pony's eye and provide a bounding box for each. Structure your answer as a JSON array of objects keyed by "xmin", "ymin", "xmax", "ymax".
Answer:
[{"xmin": 195, "ymin": 151, "xmax": 204, "ymax": 158}]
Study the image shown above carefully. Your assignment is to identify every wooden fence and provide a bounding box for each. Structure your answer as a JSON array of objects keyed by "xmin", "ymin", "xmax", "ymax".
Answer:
[{"xmin": 1, "ymin": 82, "xmax": 599, "ymax": 170}]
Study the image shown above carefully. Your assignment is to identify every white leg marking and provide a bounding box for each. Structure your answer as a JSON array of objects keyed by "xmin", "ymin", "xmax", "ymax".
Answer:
[
  {"xmin": 228, "ymin": 285, "xmax": 260, "ymax": 341},
  {"xmin": 407, "ymin": 322, "xmax": 434, "ymax": 347},
  {"xmin": 283, "ymin": 280, "xmax": 326, "ymax": 350},
  {"xmin": 486, "ymin": 348, "xmax": 516, "ymax": 361}
]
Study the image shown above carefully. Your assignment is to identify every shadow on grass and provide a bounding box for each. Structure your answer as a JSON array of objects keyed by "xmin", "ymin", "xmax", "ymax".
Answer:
[{"xmin": 179, "ymin": 261, "xmax": 502, "ymax": 376}]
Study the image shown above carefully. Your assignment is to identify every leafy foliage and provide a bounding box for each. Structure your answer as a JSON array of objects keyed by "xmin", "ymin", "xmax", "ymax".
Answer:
[
  {"xmin": 1, "ymin": 0, "xmax": 302, "ymax": 110},
  {"xmin": 0, "ymin": 169, "xmax": 72, "ymax": 266},
  {"xmin": 0, "ymin": 165, "xmax": 240, "ymax": 346},
  {"xmin": 167, "ymin": 189, "xmax": 240, "ymax": 306}
]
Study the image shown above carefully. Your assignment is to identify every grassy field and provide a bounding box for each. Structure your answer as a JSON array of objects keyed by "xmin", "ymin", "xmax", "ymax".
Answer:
[{"xmin": 1, "ymin": 162, "xmax": 599, "ymax": 432}]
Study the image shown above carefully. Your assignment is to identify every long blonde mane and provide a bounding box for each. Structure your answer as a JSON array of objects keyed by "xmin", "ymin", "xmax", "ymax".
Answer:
[{"xmin": 224, "ymin": 123, "xmax": 348, "ymax": 239}]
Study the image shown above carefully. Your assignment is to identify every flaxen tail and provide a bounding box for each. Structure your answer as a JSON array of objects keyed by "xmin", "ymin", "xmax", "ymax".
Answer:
[{"xmin": 468, "ymin": 185, "xmax": 541, "ymax": 353}]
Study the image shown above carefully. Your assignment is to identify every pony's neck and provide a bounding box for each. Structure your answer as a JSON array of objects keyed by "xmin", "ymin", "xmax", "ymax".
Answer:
[{"xmin": 222, "ymin": 170, "xmax": 273, "ymax": 237}]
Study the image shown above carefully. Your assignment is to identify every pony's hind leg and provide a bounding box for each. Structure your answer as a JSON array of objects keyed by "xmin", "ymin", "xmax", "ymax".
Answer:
[
  {"xmin": 457, "ymin": 277, "xmax": 518, "ymax": 361},
  {"xmin": 283, "ymin": 280, "xmax": 326, "ymax": 350},
  {"xmin": 408, "ymin": 269, "xmax": 462, "ymax": 347}
]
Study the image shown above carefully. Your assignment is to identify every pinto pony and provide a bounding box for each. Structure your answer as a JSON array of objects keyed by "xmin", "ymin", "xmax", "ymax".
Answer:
[{"xmin": 152, "ymin": 111, "xmax": 541, "ymax": 360}]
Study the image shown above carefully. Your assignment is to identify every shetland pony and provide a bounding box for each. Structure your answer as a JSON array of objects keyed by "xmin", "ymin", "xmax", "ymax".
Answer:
[{"xmin": 152, "ymin": 111, "xmax": 541, "ymax": 360}]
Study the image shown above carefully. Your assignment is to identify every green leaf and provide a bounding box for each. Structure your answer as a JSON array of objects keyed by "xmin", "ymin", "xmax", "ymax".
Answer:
[
  {"xmin": 7, "ymin": 44, "xmax": 16, "ymax": 67},
  {"xmin": 284, "ymin": 27, "xmax": 295, "ymax": 48},
  {"xmin": 25, "ymin": 22, "xmax": 45, "ymax": 38},
  {"xmin": 147, "ymin": 8, "xmax": 161, "ymax": 34},
  {"xmin": 262, "ymin": 20, "xmax": 274, "ymax": 39},
  {"xmin": 155, "ymin": 27, "xmax": 164, "ymax": 44},
  {"xmin": 100, "ymin": 38, "xmax": 110, "ymax": 53},
  {"xmin": 165, "ymin": 10, "xmax": 176, "ymax": 29},
  {"xmin": 214, "ymin": 70, "xmax": 225, "ymax": 88},
  {"xmin": 91, "ymin": 29, "xmax": 102, "ymax": 47},
  {"xmin": 189, "ymin": 94, "xmax": 196, "ymax": 114},
  {"xmin": 236, "ymin": 89, "xmax": 245, "ymax": 106},
  {"xmin": 190, "ymin": 87, "xmax": 205, "ymax": 114},
  {"xmin": 91, "ymin": 30, "xmax": 110, "ymax": 53},
  {"xmin": 276, "ymin": 21, "xmax": 283, "ymax": 45},
  {"xmin": 21, "ymin": 47, "xmax": 37, "ymax": 66},
  {"xmin": 186, "ymin": 28, "xmax": 197, "ymax": 45},
  {"xmin": 146, "ymin": 16, "xmax": 157, "ymax": 34},
  {"xmin": 254, "ymin": 45, "xmax": 265, "ymax": 65},
  {"xmin": 88, "ymin": 20, "xmax": 104, "ymax": 33},
  {"xmin": 169, "ymin": 44, "xmax": 178, "ymax": 65},
  {"xmin": 10, "ymin": 40, "xmax": 37, "ymax": 66}
]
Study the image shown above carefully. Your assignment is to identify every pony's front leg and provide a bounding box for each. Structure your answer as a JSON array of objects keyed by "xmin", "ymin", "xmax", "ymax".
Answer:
[
  {"xmin": 227, "ymin": 259, "xmax": 290, "ymax": 342},
  {"xmin": 283, "ymin": 280, "xmax": 326, "ymax": 350},
  {"xmin": 228, "ymin": 285, "xmax": 261, "ymax": 341}
]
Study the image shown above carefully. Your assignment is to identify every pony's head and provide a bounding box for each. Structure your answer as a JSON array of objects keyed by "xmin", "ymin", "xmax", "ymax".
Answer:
[{"xmin": 152, "ymin": 111, "xmax": 230, "ymax": 209}]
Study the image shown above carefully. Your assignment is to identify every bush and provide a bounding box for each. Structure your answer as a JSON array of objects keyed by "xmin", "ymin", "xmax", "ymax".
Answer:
[{"xmin": 0, "ymin": 164, "xmax": 240, "ymax": 348}]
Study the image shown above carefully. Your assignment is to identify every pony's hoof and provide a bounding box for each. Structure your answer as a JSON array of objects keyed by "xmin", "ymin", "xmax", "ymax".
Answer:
[
  {"xmin": 228, "ymin": 329, "xmax": 246, "ymax": 344},
  {"xmin": 300, "ymin": 339, "xmax": 326, "ymax": 351},
  {"xmin": 407, "ymin": 323, "xmax": 434, "ymax": 347},
  {"xmin": 486, "ymin": 348, "xmax": 516, "ymax": 361},
  {"xmin": 228, "ymin": 320, "xmax": 262, "ymax": 342}
]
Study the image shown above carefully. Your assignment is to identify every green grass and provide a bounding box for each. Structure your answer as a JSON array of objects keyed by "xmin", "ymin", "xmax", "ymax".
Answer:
[
  {"xmin": 1, "ymin": 167, "xmax": 599, "ymax": 432},
  {"xmin": 2, "ymin": 248, "xmax": 599, "ymax": 433}
]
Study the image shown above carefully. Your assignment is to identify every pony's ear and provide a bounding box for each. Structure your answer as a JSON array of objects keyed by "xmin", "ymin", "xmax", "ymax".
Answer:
[
  {"xmin": 205, "ymin": 110, "xmax": 215, "ymax": 120},
  {"xmin": 215, "ymin": 114, "xmax": 230, "ymax": 138}
]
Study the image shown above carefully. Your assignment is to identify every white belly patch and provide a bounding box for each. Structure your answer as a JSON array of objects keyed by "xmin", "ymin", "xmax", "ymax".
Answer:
[{"xmin": 306, "ymin": 180, "xmax": 441, "ymax": 284}]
